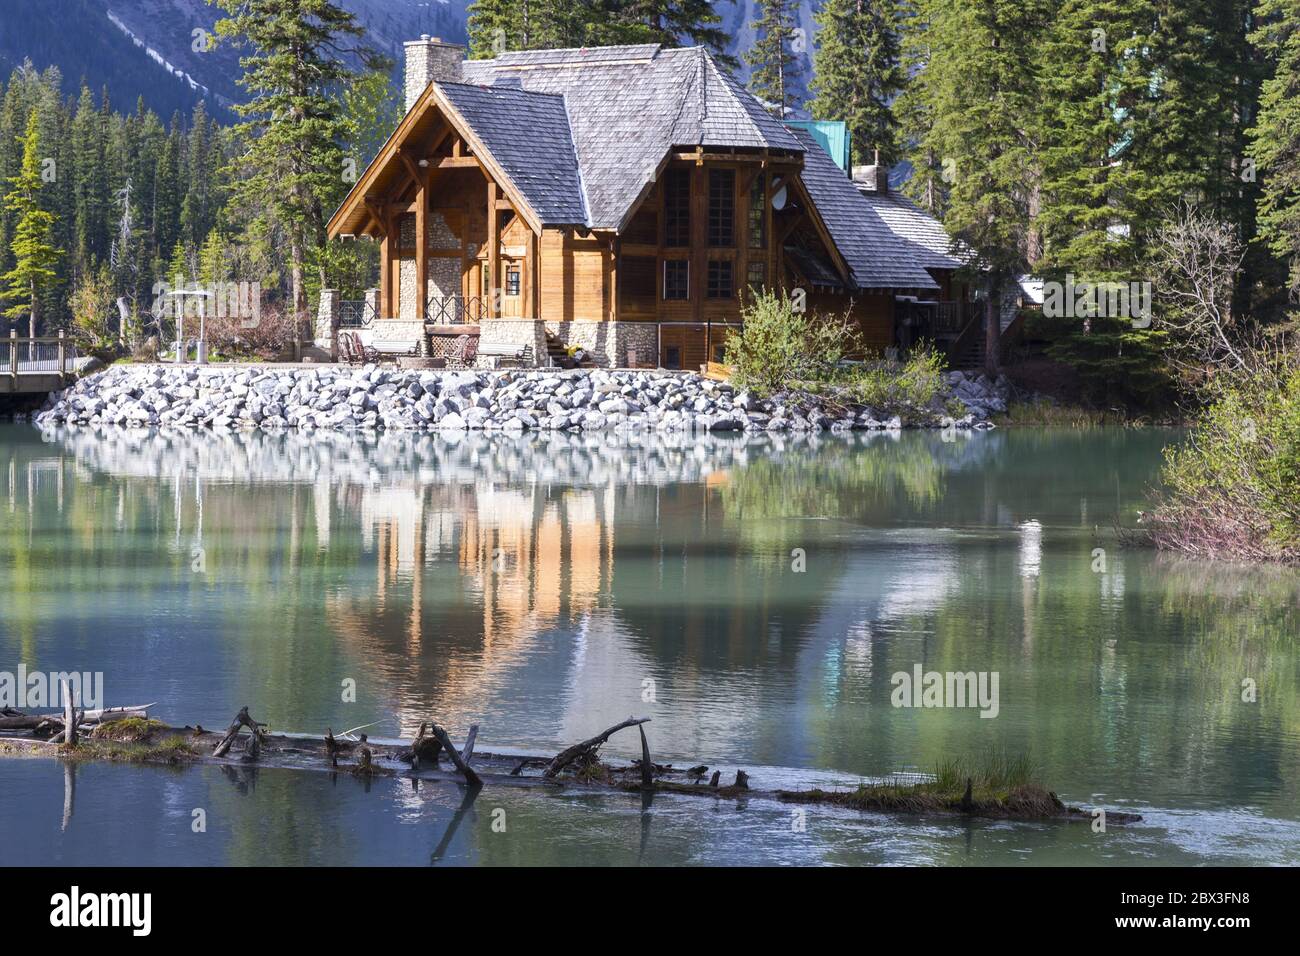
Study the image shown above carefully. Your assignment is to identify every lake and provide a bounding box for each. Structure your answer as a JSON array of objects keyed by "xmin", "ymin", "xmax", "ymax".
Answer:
[{"xmin": 1, "ymin": 422, "xmax": 1297, "ymax": 866}]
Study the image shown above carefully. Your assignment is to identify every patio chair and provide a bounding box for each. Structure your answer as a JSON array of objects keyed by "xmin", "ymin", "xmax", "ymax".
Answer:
[
  {"xmin": 345, "ymin": 331, "xmax": 378, "ymax": 364},
  {"xmin": 445, "ymin": 333, "xmax": 472, "ymax": 370}
]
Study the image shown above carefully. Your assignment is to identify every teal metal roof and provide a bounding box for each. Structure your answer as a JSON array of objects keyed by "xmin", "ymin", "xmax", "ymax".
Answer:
[{"xmin": 784, "ymin": 120, "xmax": 851, "ymax": 172}]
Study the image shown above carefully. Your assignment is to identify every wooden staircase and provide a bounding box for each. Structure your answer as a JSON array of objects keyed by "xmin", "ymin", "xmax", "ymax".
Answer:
[{"xmin": 544, "ymin": 330, "xmax": 597, "ymax": 368}]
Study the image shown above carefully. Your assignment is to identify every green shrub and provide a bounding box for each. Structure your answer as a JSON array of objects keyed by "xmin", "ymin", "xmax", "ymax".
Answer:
[
  {"xmin": 827, "ymin": 344, "xmax": 947, "ymax": 412},
  {"xmin": 726, "ymin": 290, "xmax": 861, "ymax": 395},
  {"xmin": 1151, "ymin": 365, "xmax": 1300, "ymax": 561}
]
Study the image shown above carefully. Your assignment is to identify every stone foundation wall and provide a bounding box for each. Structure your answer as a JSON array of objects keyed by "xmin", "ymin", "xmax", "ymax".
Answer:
[
  {"xmin": 363, "ymin": 319, "xmax": 425, "ymax": 356},
  {"xmin": 477, "ymin": 319, "xmax": 547, "ymax": 368},
  {"xmin": 545, "ymin": 320, "xmax": 659, "ymax": 367}
]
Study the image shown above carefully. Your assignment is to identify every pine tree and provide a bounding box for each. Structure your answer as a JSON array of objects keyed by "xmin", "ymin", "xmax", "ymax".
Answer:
[
  {"xmin": 809, "ymin": 0, "xmax": 907, "ymax": 167},
  {"xmin": 619, "ymin": 1, "xmax": 732, "ymax": 64},
  {"xmin": 746, "ymin": 0, "xmax": 799, "ymax": 117},
  {"xmin": 904, "ymin": 0, "xmax": 1055, "ymax": 376},
  {"xmin": 1035, "ymin": 1, "xmax": 1158, "ymax": 281},
  {"xmin": 1, "ymin": 109, "xmax": 62, "ymax": 336},
  {"xmin": 209, "ymin": 0, "xmax": 385, "ymax": 319},
  {"xmin": 468, "ymin": 0, "xmax": 527, "ymax": 57},
  {"xmin": 1250, "ymin": 0, "xmax": 1300, "ymax": 298}
]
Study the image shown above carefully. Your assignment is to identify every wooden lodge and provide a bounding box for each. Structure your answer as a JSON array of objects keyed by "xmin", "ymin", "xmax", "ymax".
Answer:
[{"xmin": 324, "ymin": 39, "xmax": 977, "ymax": 369}]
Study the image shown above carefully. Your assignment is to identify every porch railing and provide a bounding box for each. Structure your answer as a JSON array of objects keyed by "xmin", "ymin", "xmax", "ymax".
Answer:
[
  {"xmin": 426, "ymin": 294, "xmax": 488, "ymax": 325},
  {"xmin": 339, "ymin": 300, "xmax": 375, "ymax": 329},
  {"xmin": 3, "ymin": 331, "xmax": 78, "ymax": 378},
  {"xmin": 931, "ymin": 300, "xmax": 966, "ymax": 335}
]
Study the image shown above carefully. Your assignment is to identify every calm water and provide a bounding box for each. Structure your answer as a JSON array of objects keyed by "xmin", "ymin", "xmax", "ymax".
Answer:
[{"xmin": 1, "ymin": 422, "xmax": 1298, "ymax": 866}]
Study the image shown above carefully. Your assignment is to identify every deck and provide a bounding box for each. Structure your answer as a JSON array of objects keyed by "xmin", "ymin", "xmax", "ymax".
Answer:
[{"xmin": 1, "ymin": 334, "xmax": 78, "ymax": 395}]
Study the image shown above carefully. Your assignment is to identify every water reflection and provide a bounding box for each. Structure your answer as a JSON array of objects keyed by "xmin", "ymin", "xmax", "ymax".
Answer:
[{"xmin": 2, "ymin": 423, "xmax": 1299, "ymax": 865}]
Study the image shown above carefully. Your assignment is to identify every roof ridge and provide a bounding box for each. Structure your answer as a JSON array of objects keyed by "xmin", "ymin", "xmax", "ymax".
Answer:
[
  {"xmin": 559, "ymin": 91, "xmax": 593, "ymax": 228},
  {"xmin": 436, "ymin": 79, "xmax": 565, "ymax": 100},
  {"xmin": 701, "ymin": 52, "xmax": 766, "ymax": 144}
]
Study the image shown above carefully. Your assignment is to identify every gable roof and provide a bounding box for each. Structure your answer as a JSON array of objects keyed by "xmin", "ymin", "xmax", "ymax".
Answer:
[
  {"xmin": 787, "ymin": 126, "xmax": 938, "ymax": 290},
  {"xmin": 460, "ymin": 45, "xmax": 802, "ymax": 231},
  {"xmin": 437, "ymin": 81, "xmax": 587, "ymax": 225}
]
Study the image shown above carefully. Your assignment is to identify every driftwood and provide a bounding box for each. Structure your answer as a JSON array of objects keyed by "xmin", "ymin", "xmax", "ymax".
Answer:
[
  {"xmin": 212, "ymin": 706, "xmax": 267, "ymax": 758},
  {"xmin": 429, "ymin": 722, "xmax": 481, "ymax": 787},
  {"xmin": 638, "ymin": 726, "xmax": 653, "ymax": 791},
  {"xmin": 0, "ymin": 702, "xmax": 154, "ymax": 730},
  {"xmin": 543, "ymin": 717, "xmax": 651, "ymax": 778},
  {"xmin": 460, "ymin": 724, "xmax": 479, "ymax": 767},
  {"xmin": 48, "ymin": 681, "xmax": 80, "ymax": 746},
  {"xmin": 403, "ymin": 722, "xmax": 443, "ymax": 768},
  {"xmin": 0, "ymin": 701, "xmax": 1145, "ymax": 827},
  {"xmin": 324, "ymin": 728, "xmax": 342, "ymax": 767}
]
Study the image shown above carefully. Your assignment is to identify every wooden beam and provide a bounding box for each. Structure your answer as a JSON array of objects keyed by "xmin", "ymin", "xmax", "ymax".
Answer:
[
  {"xmin": 691, "ymin": 162, "xmax": 706, "ymax": 323},
  {"xmin": 398, "ymin": 149, "xmax": 423, "ymax": 192},
  {"xmin": 524, "ymin": 228, "xmax": 537, "ymax": 319},
  {"xmin": 379, "ymin": 208, "xmax": 392, "ymax": 318},
  {"xmin": 487, "ymin": 179, "xmax": 499, "ymax": 319},
  {"xmin": 415, "ymin": 164, "xmax": 428, "ymax": 321},
  {"xmin": 436, "ymin": 156, "xmax": 479, "ymax": 169}
]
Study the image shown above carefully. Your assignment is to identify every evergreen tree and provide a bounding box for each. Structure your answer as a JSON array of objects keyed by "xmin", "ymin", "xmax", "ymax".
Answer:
[
  {"xmin": 209, "ymin": 0, "xmax": 385, "ymax": 318},
  {"xmin": 810, "ymin": 0, "xmax": 907, "ymax": 167},
  {"xmin": 904, "ymin": 0, "xmax": 1055, "ymax": 375},
  {"xmin": 746, "ymin": 0, "xmax": 799, "ymax": 117},
  {"xmin": 1, "ymin": 109, "xmax": 62, "ymax": 336},
  {"xmin": 619, "ymin": 1, "xmax": 732, "ymax": 64},
  {"xmin": 1249, "ymin": 0, "xmax": 1300, "ymax": 298}
]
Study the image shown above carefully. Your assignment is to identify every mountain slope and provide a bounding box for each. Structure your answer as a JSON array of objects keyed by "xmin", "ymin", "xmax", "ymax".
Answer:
[{"xmin": 1, "ymin": 1, "xmax": 820, "ymax": 122}]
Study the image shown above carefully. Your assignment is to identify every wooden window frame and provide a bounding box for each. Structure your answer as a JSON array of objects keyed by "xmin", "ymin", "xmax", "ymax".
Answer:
[
  {"xmin": 663, "ymin": 169, "xmax": 691, "ymax": 247},
  {"xmin": 706, "ymin": 259, "xmax": 734, "ymax": 299},
  {"xmin": 663, "ymin": 259, "xmax": 690, "ymax": 300},
  {"xmin": 708, "ymin": 169, "xmax": 736, "ymax": 248}
]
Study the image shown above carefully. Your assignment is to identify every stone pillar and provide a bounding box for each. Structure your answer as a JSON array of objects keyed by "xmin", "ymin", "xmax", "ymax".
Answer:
[
  {"xmin": 315, "ymin": 289, "xmax": 340, "ymax": 361},
  {"xmin": 364, "ymin": 288, "xmax": 379, "ymax": 323}
]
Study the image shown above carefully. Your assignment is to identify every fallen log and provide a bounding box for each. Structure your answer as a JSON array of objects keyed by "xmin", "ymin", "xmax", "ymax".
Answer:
[
  {"xmin": 543, "ymin": 716, "xmax": 650, "ymax": 779},
  {"xmin": 0, "ymin": 711, "xmax": 1144, "ymax": 827}
]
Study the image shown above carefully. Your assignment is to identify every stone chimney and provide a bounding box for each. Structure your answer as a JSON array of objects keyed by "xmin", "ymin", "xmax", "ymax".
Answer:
[
  {"xmin": 851, "ymin": 150, "xmax": 889, "ymax": 194},
  {"xmin": 404, "ymin": 35, "xmax": 465, "ymax": 111}
]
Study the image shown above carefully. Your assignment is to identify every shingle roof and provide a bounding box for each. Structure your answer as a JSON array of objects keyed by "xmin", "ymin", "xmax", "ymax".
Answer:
[
  {"xmin": 787, "ymin": 126, "xmax": 939, "ymax": 290},
  {"xmin": 438, "ymin": 82, "xmax": 587, "ymax": 225},
  {"xmin": 458, "ymin": 45, "xmax": 802, "ymax": 230},
  {"xmin": 855, "ymin": 187, "xmax": 973, "ymax": 270}
]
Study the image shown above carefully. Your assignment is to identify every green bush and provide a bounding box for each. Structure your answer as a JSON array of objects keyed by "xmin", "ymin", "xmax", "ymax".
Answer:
[
  {"xmin": 1152, "ymin": 365, "xmax": 1300, "ymax": 561},
  {"xmin": 726, "ymin": 290, "xmax": 861, "ymax": 395},
  {"xmin": 845, "ymin": 345, "xmax": 947, "ymax": 411}
]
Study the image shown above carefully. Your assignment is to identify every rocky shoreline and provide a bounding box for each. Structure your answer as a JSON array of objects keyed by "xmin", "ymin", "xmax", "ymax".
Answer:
[{"xmin": 32, "ymin": 364, "xmax": 1008, "ymax": 434}]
